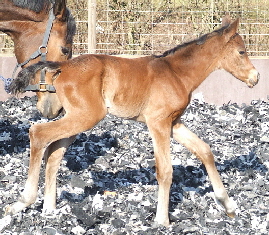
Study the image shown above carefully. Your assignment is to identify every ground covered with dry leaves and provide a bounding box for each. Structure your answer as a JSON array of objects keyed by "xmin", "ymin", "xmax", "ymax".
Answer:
[{"xmin": 0, "ymin": 96, "xmax": 269, "ymax": 234}]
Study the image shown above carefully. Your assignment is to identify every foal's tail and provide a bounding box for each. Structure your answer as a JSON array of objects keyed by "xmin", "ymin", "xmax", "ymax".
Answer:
[{"xmin": 9, "ymin": 61, "xmax": 61, "ymax": 95}]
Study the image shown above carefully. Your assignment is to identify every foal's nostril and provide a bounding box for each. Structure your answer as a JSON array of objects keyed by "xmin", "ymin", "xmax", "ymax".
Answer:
[{"xmin": 257, "ymin": 72, "xmax": 260, "ymax": 82}]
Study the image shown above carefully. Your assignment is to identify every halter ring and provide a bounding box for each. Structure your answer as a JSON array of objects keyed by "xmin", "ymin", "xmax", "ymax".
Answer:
[{"xmin": 39, "ymin": 46, "xmax": 48, "ymax": 55}]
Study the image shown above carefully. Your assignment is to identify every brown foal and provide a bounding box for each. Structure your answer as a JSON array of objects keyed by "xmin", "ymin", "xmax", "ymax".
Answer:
[{"xmin": 7, "ymin": 17, "xmax": 259, "ymax": 227}]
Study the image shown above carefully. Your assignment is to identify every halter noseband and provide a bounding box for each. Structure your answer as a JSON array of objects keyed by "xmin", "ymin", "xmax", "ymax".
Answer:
[{"xmin": 12, "ymin": 7, "xmax": 56, "ymax": 93}]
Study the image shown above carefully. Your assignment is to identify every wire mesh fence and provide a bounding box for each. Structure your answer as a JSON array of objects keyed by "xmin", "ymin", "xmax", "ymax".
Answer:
[{"xmin": 1, "ymin": 0, "xmax": 269, "ymax": 56}]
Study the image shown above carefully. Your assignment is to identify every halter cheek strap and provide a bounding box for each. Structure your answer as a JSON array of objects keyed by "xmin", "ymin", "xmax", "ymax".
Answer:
[{"xmin": 12, "ymin": 7, "xmax": 56, "ymax": 93}]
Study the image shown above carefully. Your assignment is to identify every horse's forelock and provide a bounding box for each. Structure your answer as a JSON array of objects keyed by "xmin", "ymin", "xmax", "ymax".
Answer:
[
  {"xmin": 10, "ymin": 0, "xmax": 76, "ymax": 45},
  {"xmin": 10, "ymin": 0, "xmax": 51, "ymax": 13},
  {"xmin": 65, "ymin": 8, "xmax": 76, "ymax": 45}
]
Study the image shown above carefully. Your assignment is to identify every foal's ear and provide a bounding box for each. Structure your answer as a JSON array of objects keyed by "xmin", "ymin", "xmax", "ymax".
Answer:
[
  {"xmin": 53, "ymin": 0, "xmax": 67, "ymax": 21},
  {"xmin": 221, "ymin": 15, "xmax": 231, "ymax": 27},
  {"xmin": 224, "ymin": 18, "xmax": 240, "ymax": 40}
]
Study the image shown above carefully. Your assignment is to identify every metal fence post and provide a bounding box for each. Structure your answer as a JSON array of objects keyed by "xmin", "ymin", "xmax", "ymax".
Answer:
[{"xmin": 88, "ymin": 0, "xmax": 96, "ymax": 54}]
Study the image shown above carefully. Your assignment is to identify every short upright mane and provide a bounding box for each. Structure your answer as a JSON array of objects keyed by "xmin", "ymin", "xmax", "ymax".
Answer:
[
  {"xmin": 155, "ymin": 24, "xmax": 229, "ymax": 58},
  {"xmin": 10, "ymin": 0, "xmax": 51, "ymax": 13}
]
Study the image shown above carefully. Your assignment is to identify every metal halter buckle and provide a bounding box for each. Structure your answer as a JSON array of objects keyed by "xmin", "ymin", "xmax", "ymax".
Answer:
[{"xmin": 24, "ymin": 83, "xmax": 56, "ymax": 93}]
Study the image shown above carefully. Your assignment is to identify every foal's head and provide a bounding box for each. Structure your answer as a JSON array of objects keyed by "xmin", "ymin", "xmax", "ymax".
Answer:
[
  {"xmin": 216, "ymin": 17, "xmax": 259, "ymax": 88},
  {"xmin": 4, "ymin": 0, "xmax": 76, "ymax": 118}
]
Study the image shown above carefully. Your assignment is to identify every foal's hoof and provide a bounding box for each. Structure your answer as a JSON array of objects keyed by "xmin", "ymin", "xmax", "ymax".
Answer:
[
  {"xmin": 4, "ymin": 201, "xmax": 26, "ymax": 216},
  {"xmin": 225, "ymin": 204, "xmax": 236, "ymax": 218},
  {"xmin": 153, "ymin": 218, "xmax": 170, "ymax": 228},
  {"xmin": 4, "ymin": 205, "xmax": 16, "ymax": 216},
  {"xmin": 41, "ymin": 208, "xmax": 57, "ymax": 218},
  {"xmin": 226, "ymin": 210, "xmax": 236, "ymax": 218}
]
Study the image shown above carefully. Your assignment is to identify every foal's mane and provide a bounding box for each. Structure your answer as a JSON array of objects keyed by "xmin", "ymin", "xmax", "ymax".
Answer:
[
  {"xmin": 10, "ymin": 0, "xmax": 76, "ymax": 44},
  {"xmin": 155, "ymin": 24, "xmax": 229, "ymax": 58}
]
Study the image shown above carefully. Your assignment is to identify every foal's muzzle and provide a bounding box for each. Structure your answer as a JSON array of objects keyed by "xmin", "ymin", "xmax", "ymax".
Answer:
[{"xmin": 247, "ymin": 70, "xmax": 260, "ymax": 88}]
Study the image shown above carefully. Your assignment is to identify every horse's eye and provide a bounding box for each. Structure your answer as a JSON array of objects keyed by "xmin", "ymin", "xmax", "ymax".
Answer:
[
  {"xmin": 61, "ymin": 47, "xmax": 70, "ymax": 56},
  {"xmin": 239, "ymin": 51, "xmax": 245, "ymax": 55}
]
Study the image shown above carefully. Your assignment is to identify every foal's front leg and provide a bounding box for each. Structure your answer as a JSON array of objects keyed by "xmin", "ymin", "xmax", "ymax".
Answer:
[
  {"xmin": 147, "ymin": 119, "xmax": 173, "ymax": 227},
  {"xmin": 172, "ymin": 121, "xmax": 236, "ymax": 217}
]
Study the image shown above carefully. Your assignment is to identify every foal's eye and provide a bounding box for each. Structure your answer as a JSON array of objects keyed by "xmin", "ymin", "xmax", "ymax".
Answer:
[
  {"xmin": 61, "ymin": 47, "xmax": 70, "ymax": 56},
  {"xmin": 239, "ymin": 51, "xmax": 245, "ymax": 55}
]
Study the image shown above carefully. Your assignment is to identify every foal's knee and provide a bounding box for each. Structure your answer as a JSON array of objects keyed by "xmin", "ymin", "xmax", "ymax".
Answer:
[
  {"xmin": 156, "ymin": 165, "xmax": 173, "ymax": 185},
  {"xmin": 29, "ymin": 124, "xmax": 39, "ymax": 141},
  {"xmin": 29, "ymin": 124, "xmax": 46, "ymax": 148}
]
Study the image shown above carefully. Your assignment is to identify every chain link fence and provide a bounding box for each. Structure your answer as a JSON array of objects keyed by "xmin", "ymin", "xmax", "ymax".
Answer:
[{"xmin": 1, "ymin": 0, "xmax": 269, "ymax": 56}]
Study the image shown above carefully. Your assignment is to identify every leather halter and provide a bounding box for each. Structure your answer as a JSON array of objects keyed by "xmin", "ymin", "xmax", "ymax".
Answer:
[{"xmin": 12, "ymin": 7, "xmax": 56, "ymax": 93}]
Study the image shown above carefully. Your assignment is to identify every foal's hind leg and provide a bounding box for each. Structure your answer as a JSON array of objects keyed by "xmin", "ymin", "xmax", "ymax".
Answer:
[
  {"xmin": 43, "ymin": 136, "xmax": 76, "ymax": 213},
  {"xmin": 147, "ymin": 118, "xmax": 173, "ymax": 227},
  {"xmin": 5, "ymin": 124, "xmax": 47, "ymax": 215},
  {"xmin": 172, "ymin": 121, "xmax": 235, "ymax": 217},
  {"xmin": 5, "ymin": 109, "xmax": 106, "ymax": 215}
]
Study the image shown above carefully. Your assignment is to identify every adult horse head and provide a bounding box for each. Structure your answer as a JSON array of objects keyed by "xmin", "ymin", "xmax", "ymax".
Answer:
[{"xmin": 0, "ymin": 0, "xmax": 76, "ymax": 118}]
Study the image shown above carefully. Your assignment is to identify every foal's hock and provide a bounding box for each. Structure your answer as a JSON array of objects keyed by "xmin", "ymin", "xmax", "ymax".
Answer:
[{"xmin": 7, "ymin": 17, "xmax": 259, "ymax": 227}]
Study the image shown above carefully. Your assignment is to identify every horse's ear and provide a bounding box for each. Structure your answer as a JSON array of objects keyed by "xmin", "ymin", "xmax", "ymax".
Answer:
[
  {"xmin": 53, "ymin": 0, "xmax": 67, "ymax": 21},
  {"xmin": 224, "ymin": 18, "xmax": 240, "ymax": 40}
]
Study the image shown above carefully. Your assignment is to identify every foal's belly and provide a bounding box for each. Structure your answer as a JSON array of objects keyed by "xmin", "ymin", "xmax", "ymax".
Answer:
[{"xmin": 104, "ymin": 96, "xmax": 145, "ymax": 120}]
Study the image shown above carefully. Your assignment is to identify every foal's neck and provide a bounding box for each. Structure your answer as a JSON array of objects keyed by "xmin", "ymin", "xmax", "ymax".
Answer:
[{"xmin": 166, "ymin": 37, "xmax": 224, "ymax": 92}]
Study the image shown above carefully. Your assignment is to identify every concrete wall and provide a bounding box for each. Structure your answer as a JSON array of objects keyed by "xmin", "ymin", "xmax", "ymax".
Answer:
[
  {"xmin": 0, "ymin": 56, "xmax": 16, "ymax": 101},
  {"xmin": 0, "ymin": 56, "xmax": 268, "ymax": 105},
  {"xmin": 192, "ymin": 58, "xmax": 268, "ymax": 105},
  {"xmin": 0, "ymin": 56, "xmax": 37, "ymax": 101}
]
